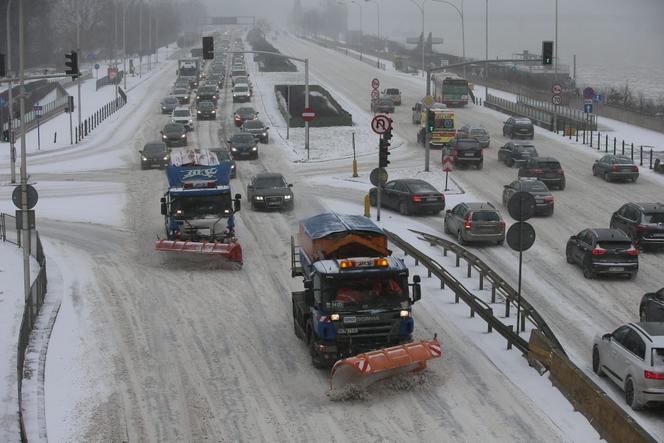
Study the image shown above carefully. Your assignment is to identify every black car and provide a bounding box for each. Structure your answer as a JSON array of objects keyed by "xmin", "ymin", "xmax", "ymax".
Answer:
[
  {"xmin": 196, "ymin": 86, "xmax": 218, "ymax": 105},
  {"xmin": 610, "ymin": 202, "xmax": 664, "ymax": 249},
  {"xmin": 247, "ymin": 173, "xmax": 294, "ymax": 211},
  {"xmin": 160, "ymin": 96, "xmax": 179, "ymax": 114},
  {"xmin": 234, "ymin": 107, "xmax": 258, "ymax": 127},
  {"xmin": 592, "ymin": 154, "xmax": 639, "ymax": 183},
  {"xmin": 498, "ymin": 142, "xmax": 538, "ymax": 167},
  {"xmin": 639, "ymin": 288, "xmax": 664, "ymax": 321},
  {"xmin": 566, "ymin": 228, "xmax": 639, "ymax": 279},
  {"xmin": 228, "ymin": 133, "xmax": 258, "ymax": 159},
  {"xmin": 196, "ymin": 101, "xmax": 216, "ymax": 120},
  {"xmin": 140, "ymin": 142, "xmax": 170, "ymax": 169},
  {"xmin": 502, "ymin": 179, "xmax": 554, "ymax": 216},
  {"xmin": 241, "ymin": 119, "xmax": 269, "ymax": 143},
  {"xmin": 369, "ymin": 179, "xmax": 445, "ymax": 215},
  {"xmin": 502, "ymin": 117, "xmax": 534, "ymax": 139},
  {"xmin": 172, "ymin": 88, "xmax": 190, "ymax": 104},
  {"xmin": 160, "ymin": 123, "xmax": 188, "ymax": 147},
  {"xmin": 518, "ymin": 157, "xmax": 566, "ymax": 190},
  {"xmin": 444, "ymin": 138, "xmax": 483, "ymax": 169},
  {"xmin": 209, "ymin": 148, "xmax": 237, "ymax": 178}
]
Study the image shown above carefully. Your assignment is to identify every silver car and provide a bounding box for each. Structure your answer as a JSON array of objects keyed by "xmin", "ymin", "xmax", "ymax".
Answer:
[
  {"xmin": 443, "ymin": 202, "xmax": 505, "ymax": 245},
  {"xmin": 457, "ymin": 124, "xmax": 490, "ymax": 149},
  {"xmin": 593, "ymin": 322, "xmax": 664, "ymax": 410},
  {"xmin": 382, "ymin": 88, "xmax": 402, "ymax": 105}
]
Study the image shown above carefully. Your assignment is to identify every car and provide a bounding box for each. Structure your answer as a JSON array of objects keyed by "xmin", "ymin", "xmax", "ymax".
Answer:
[
  {"xmin": 196, "ymin": 85, "xmax": 218, "ymax": 105},
  {"xmin": 171, "ymin": 107, "xmax": 193, "ymax": 131},
  {"xmin": 382, "ymin": 88, "xmax": 402, "ymax": 105},
  {"xmin": 369, "ymin": 179, "xmax": 445, "ymax": 215},
  {"xmin": 200, "ymin": 80, "xmax": 219, "ymax": 92},
  {"xmin": 233, "ymin": 76, "xmax": 253, "ymax": 95},
  {"xmin": 502, "ymin": 179, "xmax": 554, "ymax": 216},
  {"xmin": 209, "ymin": 147, "xmax": 237, "ymax": 178},
  {"xmin": 196, "ymin": 101, "xmax": 216, "ymax": 120},
  {"xmin": 592, "ymin": 154, "xmax": 639, "ymax": 183},
  {"xmin": 232, "ymin": 84, "xmax": 251, "ymax": 103},
  {"xmin": 457, "ymin": 124, "xmax": 490, "ymax": 148},
  {"xmin": 640, "ymin": 288, "xmax": 664, "ymax": 322},
  {"xmin": 498, "ymin": 142, "xmax": 538, "ymax": 167},
  {"xmin": 231, "ymin": 68, "xmax": 248, "ymax": 79},
  {"xmin": 444, "ymin": 202, "xmax": 505, "ymax": 245},
  {"xmin": 610, "ymin": 202, "xmax": 664, "ymax": 249},
  {"xmin": 172, "ymin": 88, "xmax": 190, "ymax": 104},
  {"xmin": 160, "ymin": 96, "xmax": 179, "ymax": 114},
  {"xmin": 371, "ymin": 97, "xmax": 395, "ymax": 113},
  {"xmin": 247, "ymin": 173, "xmax": 294, "ymax": 211},
  {"xmin": 502, "ymin": 117, "xmax": 534, "ymax": 139},
  {"xmin": 173, "ymin": 79, "xmax": 191, "ymax": 91},
  {"xmin": 241, "ymin": 119, "xmax": 269, "ymax": 143},
  {"xmin": 227, "ymin": 133, "xmax": 258, "ymax": 159},
  {"xmin": 160, "ymin": 123, "xmax": 188, "ymax": 147},
  {"xmin": 139, "ymin": 142, "xmax": 170, "ymax": 169},
  {"xmin": 208, "ymin": 74, "xmax": 224, "ymax": 88},
  {"xmin": 234, "ymin": 107, "xmax": 258, "ymax": 126},
  {"xmin": 444, "ymin": 138, "xmax": 483, "ymax": 169},
  {"xmin": 592, "ymin": 322, "xmax": 664, "ymax": 410},
  {"xmin": 566, "ymin": 228, "xmax": 639, "ymax": 279},
  {"xmin": 518, "ymin": 157, "xmax": 566, "ymax": 190}
]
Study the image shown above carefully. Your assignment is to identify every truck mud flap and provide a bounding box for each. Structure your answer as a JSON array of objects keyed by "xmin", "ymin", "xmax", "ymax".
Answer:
[
  {"xmin": 154, "ymin": 240, "xmax": 243, "ymax": 266},
  {"xmin": 329, "ymin": 339, "xmax": 442, "ymax": 391}
]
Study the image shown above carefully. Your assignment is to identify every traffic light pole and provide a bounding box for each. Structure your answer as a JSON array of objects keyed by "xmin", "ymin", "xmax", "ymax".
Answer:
[
  {"xmin": 377, "ymin": 136, "xmax": 382, "ymax": 222},
  {"xmin": 6, "ymin": 0, "xmax": 16, "ymax": 184},
  {"xmin": 425, "ymin": 133, "xmax": 430, "ymax": 172},
  {"xmin": 18, "ymin": 0, "xmax": 30, "ymax": 314}
]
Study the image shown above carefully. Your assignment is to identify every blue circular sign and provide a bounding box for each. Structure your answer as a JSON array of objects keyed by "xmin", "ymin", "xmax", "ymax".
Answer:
[{"xmin": 95, "ymin": 63, "xmax": 100, "ymax": 70}]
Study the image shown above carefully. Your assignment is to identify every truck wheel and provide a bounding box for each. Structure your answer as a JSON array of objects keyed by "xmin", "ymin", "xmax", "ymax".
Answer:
[{"xmin": 307, "ymin": 328, "xmax": 326, "ymax": 369}]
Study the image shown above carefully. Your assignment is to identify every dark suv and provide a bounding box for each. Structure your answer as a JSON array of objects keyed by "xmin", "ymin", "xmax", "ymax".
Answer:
[
  {"xmin": 640, "ymin": 288, "xmax": 664, "ymax": 321},
  {"xmin": 518, "ymin": 157, "xmax": 566, "ymax": 190},
  {"xmin": 565, "ymin": 228, "xmax": 639, "ymax": 279},
  {"xmin": 444, "ymin": 202, "xmax": 505, "ymax": 245},
  {"xmin": 503, "ymin": 117, "xmax": 534, "ymax": 139},
  {"xmin": 610, "ymin": 202, "xmax": 664, "ymax": 249},
  {"xmin": 445, "ymin": 138, "xmax": 483, "ymax": 169},
  {"xmin": 196, "ymin": 86, "xmax": 218, "ymax": 105}
]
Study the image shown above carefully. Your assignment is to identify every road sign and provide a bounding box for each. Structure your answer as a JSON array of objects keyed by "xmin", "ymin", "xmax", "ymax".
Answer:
[
  {"xmin": 12, "ymin": 184, "xmax": 38, "ymax": 210},
  {"xmin": 507, "ymin": 191, "xmax": 536, "ymax": 221},
  {"xmin": 584, "ymin": 103, "xmax": 593, "ymax": 114},
  {"xmin": 95, "ymin": 63, "xmax": 100, "ymax": 70},
  {"xmin": 583, "ymin": 87, "xmax": 595, "ymax": 99},
  {"xmin": 442, "ymin": 155, "xmax": 453, "ymax": 172},
  {"xmin": 593, "ymin": 94, "xmax": 604, "ymax": 103},
  {"xmin": 302, "ymin": 107, "xmax": 316, "ymax": 122},
  {"xmin": 422, "ymin": 95, "xmax": 434, "ymax": 107},
  {"xmin": 506, "ymin": 222, "xmax": 536, "ymax": 252},
  {"xmin": 108, "ymin": 67, "xmax": 118, "ymax": 81},
  {"xmin": 551, "ymin": 83, "xmax": 562, "ymax": 95},
  {"xmin": 371, "ymin": 114, "xmax": 392, "ymax": 135},
  {"xmin": 441, "ymin": 59, "xmax": 449, "ymax": 67},
  {"xmin": 33, "ymin": 105, "xmax": 43, "ymax": 117},
  {"xmin": 371, "ymin": 78, "xmax": 380, "ymax": 89},
  {"xmin": 0, "ymin": 97, "xmax": 6, "ymax": 108},
  {"xmin": 370, "ymin": 167, "xmax": 388, "ymax": 186},
  {"xmin": 551, "ymin": 94, "xmax": 562, "ymax": 105},
  {"xmin": 371, "ymin": 89, "xmax": 380, "ymax": 101}
]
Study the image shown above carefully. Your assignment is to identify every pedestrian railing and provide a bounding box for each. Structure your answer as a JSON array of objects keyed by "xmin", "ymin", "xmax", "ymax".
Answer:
[
  {"xmin": 1, "ymin": 95, "xmax": 70, "ymax": 134},
  {"xmin": 74, "ymin": 89, "xmax": 127, "ymax": 143}
]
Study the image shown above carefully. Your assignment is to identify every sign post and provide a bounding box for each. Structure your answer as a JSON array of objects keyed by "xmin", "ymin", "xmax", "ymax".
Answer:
[
  {"xmin": 371, "ymin": 78, "xmax": 380, "ymax": 114},
  {"xmin": 442, "ymin": 155, "xmax": 453, "ymax": 191},
  {"xmin": 551, "ymin": 83, "xmax": 562, "ymax": 132},
  {"xmin": 33, "ymin": 104, "xmax": 43, "ymax": 150},
  {"xmin": 94, "ymin": 63, "xmax": 100, "ymax": 80},
  {"xmin": 371, "ymin": 114, "xmax": 391, "ymax": 222}
]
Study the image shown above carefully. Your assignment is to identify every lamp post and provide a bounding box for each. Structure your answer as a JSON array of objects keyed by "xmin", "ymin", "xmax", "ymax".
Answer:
[
  {"xmin": 6, "ymin": 0, "xmax": 16, "ymax": 183},
  {"xmin": 553, "ymin": 0, "xmax": 559, "ymax": 132},
  {"xmin": 431, "ymin": 0, "xmax": 465, "ymax": 76},
  {"xmin": 485, "ymin": 0, "xmax": 489, "ymax": 99},
  {"xmin": 408, "ymin": 0, "xmax": 427, "ymax": 77},
  {"xmin": 76, "ymin": 0, "xmax": 81, "ymax": 138},
  {"xmin": 365, "ymin": 0, "xmax": 380, "ymax": 67},
  {"xmin": 18, "ymin": 0, "xmax": 31, "ymax": 307},
  {"xmin": 350, "ymin": 0, "xmax": 364, "ymax": 57}
]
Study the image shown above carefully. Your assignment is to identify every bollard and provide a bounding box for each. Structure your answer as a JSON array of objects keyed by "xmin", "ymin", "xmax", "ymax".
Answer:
[
  {"xmin": 487, "ymin": 308, "xmax": 493, "ymax": 333},
  {"xmin": 597, "ymin": 132, "xmax": 600, "ymax": 150},
  {"xmin": 622, "ymin": 140, "xmax": 625, "ymax": 155},
  {"xmin": 575, "ymin": 124, "xmax": 579, "ymax": 142},
  {"xmin": 582, "ymin": 128, "xmax": 586, "ymax": 144},
  {"xmin": 454, "ymin": 293, "xmax": 459, "ymax": 304},
  {"xmin": 467, "ymin": 262, "xmax": 471, "ymax": 278},
  {"xmin": 640, "ymin": 146, "xmax": 644, "ymax": 166},
  {"xmin": 470, "ymin": 307, "xmax": 475, "ymax": 318},
  {"xmin": 53, "ymin": 132, "xmax": 57, "ymax": 143},
  {"xmin": 505, "ymin": 295, "xmax": 510, "ymax": 318},
  {"xmin": 364, "ymin": 194, "xmax": 370, "ymax": 218},
  {"xmin": 520, "ymin": 310, "xmax": 527, "ymax": 332},
  {"xmin": 507, "ymin": 325, "xmax": 513, "ymax": 350},
  {"xmin": 590, "ymin": 130, "xmax": 593, "ymax": 148},
  {"xmin": 631, "ymin": 143, "xmax": 634, "ymax": 161},
  {"xmin": 479, "ymin": 272, "xmax": 484, "ymax": 290},
  {"xmin": 455, "ymin": 254, "xmax": 460, "ymax": 267},
  {"xmin": 352, "ymin": 158, "xmax": 358, "ymax": 178},
  {"xmin": 75, "ymin": 127, "xmax": 78, "ymax": 143},
  {"xmin": 605, "ymin": 134, "xmax": 608, "ymax": 152},
  {"xmin": 650, "ymin": 149, "xmax": 653, "ymax": 169},
  {"xmin": 491, "ymin": 285, "xmax": 496, "ymax": 303},
  {"xmin": 613, "ymin": 137, "xmax": 616, "ymax": 154}
]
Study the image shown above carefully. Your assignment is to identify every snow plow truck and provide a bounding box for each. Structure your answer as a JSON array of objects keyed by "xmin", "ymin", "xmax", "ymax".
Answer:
[
  {"xmin": 155, "ymin": 149, "xmax": 243, "ymax": 265},
  {"xmin": 291, "ymin": 213, "xmax": 442, "ymax": 390}
]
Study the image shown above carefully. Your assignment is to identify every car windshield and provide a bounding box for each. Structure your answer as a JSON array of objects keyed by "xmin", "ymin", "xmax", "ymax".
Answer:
[
  {"xmin": 173, "ymin": 110, "xmax": 190, "ymax": 117},
  {"xmin": 171, "ymin": 194, "xmax": 232, "ymax": 219},
  {"xmin": 518, "ymin": 181, "xmax": 548, "ymax": 192},
  {"xmin": 515, "ymin": 119, "xmax": 532, "ymax": 125},
  {"xmin": 470, "ymin": 128, "xmax": 487, "ymax": 136},
  {"xmin": 254, "ymin": 177, "xmax": 286, "ymax": 188},
  {"xmin": 235, "ymin": 86, "xmax": 248, "ymax": 92},
  {"xmin": 174, "ymin": 89, "xmax": 188, "ymax": 95},
  {"xmin": 644, "ymin": 212, "xmax": 664, "ymax": 223},
  {"xmin": 597, "ymin": 241, "xmax": 632, "ymax": 250},
  {"xmin": 144, "ymin": 144, "xmax": 165, "ymax": 154},
  {"xmin": 613, "ymin": 157, "xmax": 633, "ymax": 164},
  {"xmin": 322, "ymin": 275, "xmax": 409, "ymax": 310},
  {"xmin": 534, "ymin": 161, "xmax": 561, "ymax": 169},
  {"xmin": 164, "ymin": 98, "xmax": 177, "ymax": 104},
  {"xmin": 232, "ymin": 134, "xmax": 255, "ymax": 143},
  {"xmin": 516, "ymin": 146, "xmax": 537, "ymax": 155},
  {"xmin": 244, "ymin": 120, "xmax": 264, "ymax": 129},
  {"xmin": 472, "ymin": 211, "xmax": 500, "ymax": 222},
  {"xmin": 406, "ymin": 181, "xmax": 437, "ymax": 193},
  {"xmin": 386, "ymin": 88, "xmax": 399, "ymax": 94},
  {"xmin": 199, "ymin": 88, "xmax": 215, "ymax": 94},
  {"xmin": 199, "ymin": 102, "xmax": 214, "ymax": 109},
  {"xmin": 164, "ymin": 124, "xmax": 183, "ymax": 132}
]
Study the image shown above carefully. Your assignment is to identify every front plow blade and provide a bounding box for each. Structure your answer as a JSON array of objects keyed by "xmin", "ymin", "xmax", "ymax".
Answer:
[
  {"xmin": 154, "ymin": 240, "xmax": 243, "ymax": 265},
  {"xmin": 329, "ymin": 339, "xmax": 442, "ymax": 391}
]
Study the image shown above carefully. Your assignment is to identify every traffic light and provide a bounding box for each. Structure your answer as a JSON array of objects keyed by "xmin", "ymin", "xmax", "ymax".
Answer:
[
  {"xmin": 542, "ymin": 41, "xmax": 553, "ymax": 65},
  {"xmin": 379, "ymin": 128, "xmax": 392, "ymax": 168},
  {"xmin": 427, "ymin": 109, "xmax": 435, "ymax": 133},
  {"xmin": 202, "ymin": 36, "xmax": 214, "ymax": 60},
  {"xmin": 2, "ymin": 129, "xmax": 9, "ymax": 142},
  {"xmin": 64, "ymin": 50, "xmax": 79, "ymax": 80},
  {"xmin": 0, "ymin": 54, "xmax": 5, "ymax": 77}
]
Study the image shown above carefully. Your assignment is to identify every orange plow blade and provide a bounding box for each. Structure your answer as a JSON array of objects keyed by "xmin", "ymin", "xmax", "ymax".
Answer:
[
  {"xmin": 329, "ymin": 339, "xmax": 442, "ymax": 391},
  {"xmin": 154, "ymin": 240, "xmax": 243, "ymax": 264}
]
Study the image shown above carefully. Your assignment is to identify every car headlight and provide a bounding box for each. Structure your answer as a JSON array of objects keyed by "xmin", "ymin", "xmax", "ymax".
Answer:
[
  {"xmin": 212, "ymin": 110, "xmax": 216, "ymax": 113},
  {"xmin": 231, "ymin": 147, "xmax": 237, "ymax": 152},
  {"xmin": 163, "ymin": 156, "xmax": 169, "ymax": 161},
  {"xmin": 180, "ymin": 134, "xmax": 186, "ymax": 138},
  {"xmin": 197, "ymin": 95, "xmax": 200, "ymax": 99},
  {"xmin": 400, "ymin": 310, "xmax": 410, "ymax": 318},
  {"xmin": 254, "ymin": 196, "xmax": 264, "ymax": 201},
  {"xmin": 330, "ymin": 313, "xmax": 340, "ymax": 321},
  {"xmin": 231, "ymin": 164, "xmax": 235, "ymax": 170},
  {"xmin": 162, "ymin": 135, "xmax": 167, "ymax": 139},
  {"xmin": 213, "ymin": 95, "xmax": 217, "ymax": 99},
  {"xmin": 284, "ymin": 195, "xmax": 292, "ymax": 200},
  {"xmin": 161, "ymin": 106, "xmax": 166, "ymax": 109},
  {"xmin": 262, "ymin": 132, "xmax": 267, "ymax": 136},
  {"xmin": 251, "ymin": 147, "xmax": 257, "ymax": 151},
  {"xmin": 184, "ymin": 96, "xmax": 188, "ymax": 99},
  {"xmin": 141, "ymin": 156, "xmax": 147, "ymax": 161},
  {"xmin": 197, "ymin": 111, "xmax": 201, "ymax": 114}
]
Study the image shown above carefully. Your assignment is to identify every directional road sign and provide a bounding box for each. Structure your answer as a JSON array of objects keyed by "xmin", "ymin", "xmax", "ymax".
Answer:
[
  {"xmin": 95, "ymin": 63, "xmax": 100, "ymax": 70},
  {"xmin": 584, "ymin": 103, "xmax": 593, "ymax": 113},
  {"xmin": 370, "ymin": 167, "xmax": 388, "ymax": 186},
  {"xmin": 371, "ymin": 114, "xmax": 392, "ymax": 135},
  {"xmin": 302, "ymin": 107, "xmax": 316, "ymax": 122},
  {"xmin": 12, "ymin": 184, "xmax": 38, "ymax": 210}
]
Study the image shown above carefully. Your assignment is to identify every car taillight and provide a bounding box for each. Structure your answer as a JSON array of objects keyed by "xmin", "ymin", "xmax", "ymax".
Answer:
[
  {"xmin": 412, "ymin": 195, "xmax": 423, "ymax": 202},
  {"xmin": 556, "ymin": 168, "xmax": 564, "ymax": 175},
  {"xmin": 635, "ymin": 224, "xmax": 650, "ymax": 233},
  {"xmin": 592, "ymin": 247, "xmax": 607, "ymax": 256},
  {"xmin": 627, "ymin": 247, "xmax": 640, "ymax": 256},
  {"xmin": 531, "ymin": 168, "xmax": 543, "ymax": 174},
  {"xmin": 453, "ymin": 149, "xmax": 460, "ymax": 156},
  {"xmin": 464, "ymin": 217, "xmax": 472, "ymax": 230},
  {"xmin": 644, "ymin": 370, "xmax": 664, "ymax": 380},
  {"xmin": 499, "ymin": 220, "xmax": 506, "ymax": 229},
  {"xmin": 437, "ymin": 195, "xmax": 445, "ymax": 201},
  {"xmin": 632, "ymin": 166, "xmax": 639, "ymax": 172},
  {"xmin": 543, "ymin": 195, "xmax": 554, "ymax": 202}
]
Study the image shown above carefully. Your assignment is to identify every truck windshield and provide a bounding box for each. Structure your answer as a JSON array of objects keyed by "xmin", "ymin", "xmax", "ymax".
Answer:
[
  {"xmin": 171, "ymin": 194, "xmax": 232, "ymax": 219},
  {"xmin": 443, "ymin": 81, "xmax": 468, "ymax": 95},
  {"xmin": 323, "ymin": 275, "xmax": 409, "ymax": 310}
]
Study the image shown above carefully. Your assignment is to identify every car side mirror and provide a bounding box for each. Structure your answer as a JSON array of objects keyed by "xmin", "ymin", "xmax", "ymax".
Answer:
[
  {"xmin": 412, "ymin": 107, "xmax": 416, "ymax": 111},
  {"xmin": 446, "ymin": 209, "xmax": 451, "ymax": 213},
  {"xmin": 160, "ymin": 131, "xmax": 163, "ymax": 134},
  {"xmin": 160, "ymin": 203, "xmax": 167, "ymax": 215},
  {"xmin": 503, "ymin": 185, "xmax": 509, "ymax": 188},
  {"xmin": 288, "ymin": 183, "xmax": 293, "ymax": 188},
  {"xmin": 139, "ymin": 150, "xmax": 143, "ymax": 155},
  {"xmin": 266, "ymin": 127, "xmax": 270, "ymax": 130},
  {"xmin": 602, "ymin": 333, "xmax": 612, "ymax": 341},
  {"xmin": 570, "ymin": 235, "xmax": 577, "ymax": 240},
  {"xmin": 247, "ymin": 184, "xmax": 253, "ymax": 189},
  {"xmin": 234, "ymin": 194, "xmax": 241, "ymax": 212},
  {"xmin": 411, "ymin": 275, "xmax": 422, "ymax": 303}
]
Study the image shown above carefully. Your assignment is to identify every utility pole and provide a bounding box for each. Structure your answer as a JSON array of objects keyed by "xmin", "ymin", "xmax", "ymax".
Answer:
[
  {"xmin": 553, "ymin": 0, "xmax": 559, "ymax": 132},
  {"xmin": 148, "ymin": 9, "xmax": 152, "ymax": 71},
  {"xmin": 123, "ymin": 1, "xmax": 127, "ymax": 90},
  {"xmin": 155, "ymin": 17, "xmax": 159, "ymax": 64},
  {"xmin": 484, "ymin": 0, "xmax": 489, "ymax": 100},
  {"xmin": 18, "ymin": 0, "xmax": 31, "ymax": 309},
  {"xmin": 139, "ymin": 1, "xmax": 143, "ymax": 78},
  {"xmin": 6, "ymin": 0, "xmax": 16, "ymax": 183},
  {"xmin": 76, "ymin": 2, "xmax": 82, "ymax": 138},
  {"xmin": 304, "ymin": 58, "xmax": 310, "ymax": 160}
]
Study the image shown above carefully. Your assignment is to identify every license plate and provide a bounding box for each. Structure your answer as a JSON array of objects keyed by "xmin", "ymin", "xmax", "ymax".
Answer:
[
  {"xmin": 339, "ymin": 328, "xmax": 359, "ymax": 334},
  {"xmin": 609, "ymin": 267, "xmax": 623, "ymax": 272},
  {"xmin": 427, "ymin": 197, "xmax": 438, "ymax": 201},
  {"xmin": 343, "ymin": 316, "xmax": 357, "ymax": 324},
  {"xmin": 464, "ymin": 152, "xmax": 475, "ymax": 157}
]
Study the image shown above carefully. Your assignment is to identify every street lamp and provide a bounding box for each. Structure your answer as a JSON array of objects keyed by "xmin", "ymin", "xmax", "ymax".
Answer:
[
  {"xmin": 350, "ymin": 0, "xmax": 364, "ymax": 57},
  {"xmin": 6, "ymin": 0, "xmax": 16, "ymax": 183},
  {"xmin": 365, "ymin": 0, "xmax": 381, "ymax": 67},
  {"xmin": 407, "ymin": 0, "xmax": 427, "ymax": 77},
  {"xmin": 431, "ymin": 0, "xmax": 465, "ymax": 76}
]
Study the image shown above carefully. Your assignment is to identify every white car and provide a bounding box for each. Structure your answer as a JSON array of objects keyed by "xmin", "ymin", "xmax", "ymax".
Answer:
[
  {"xmin": 171, "ymin": 107, "xmax": 193, "ymax": 131},
  {"xmin": 233, "ymin": 85, "xmax": 251, "ymax": 103}
]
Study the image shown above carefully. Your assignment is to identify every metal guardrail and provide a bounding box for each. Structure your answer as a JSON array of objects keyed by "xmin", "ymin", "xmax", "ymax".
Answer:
[
  {"xmin": 2, "ymin": 95, "xmax": 70, "ymax": 134},
  {"xmin": 485, "ymin": 94, "xmax": 553, "ymax": 130},
  {"xmin": 95, "ymin": 71, "xmax": 125, "ymax": 91},
  {"xmin": 300, "ymin": 35, "xmax": 386, "ymax": 70},
  {"xmin": 517, "ymin": 94, "xmax": 597, "ymax": 130}
]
